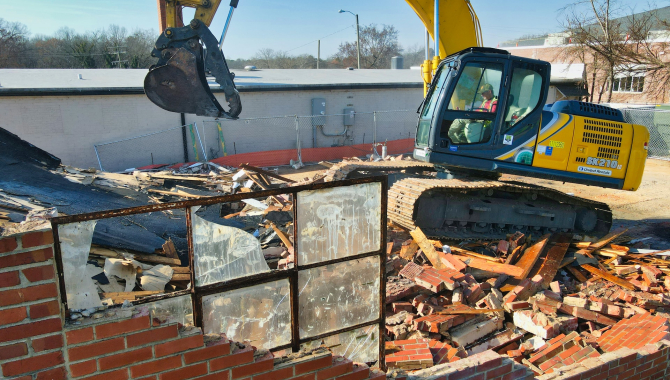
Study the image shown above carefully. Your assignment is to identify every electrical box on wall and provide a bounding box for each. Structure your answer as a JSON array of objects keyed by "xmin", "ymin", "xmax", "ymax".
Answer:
[
  {"xmin": 343, "ymin": 107, "xmax": 355, "ymax": 126},
  {"xmin": 311, "ymin": 98, "xmax": 326, "ymax": 126}
]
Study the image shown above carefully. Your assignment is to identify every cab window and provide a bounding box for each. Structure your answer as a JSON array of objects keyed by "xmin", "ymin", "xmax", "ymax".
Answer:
[
  {"xmin": 442, "ymin": 62, "xmax": 503, "ymax": 144},
  {"xmin": 502, "ymin": 68, "xmax": 543, "ymax": 133}
]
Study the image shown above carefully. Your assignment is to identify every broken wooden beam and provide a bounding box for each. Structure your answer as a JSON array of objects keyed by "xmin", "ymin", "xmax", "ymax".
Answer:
[
  {"xmin": 455, "ymin": 256, "xmax": 523, "ymax": 277},
  {"xmin": 513, "ymin": 234, "xmax": 549, "ymax": 280},
  {"xmin": 410, "ymin": 227, "xmax": 446, "ymax": 270},
  {"xmin": 240, "ymin": 163, "xmax": 296, "ymax": 183},
  {"xmin": 536, "ymin": 233, "xmax": 572, "ymax": 288},
  {"xmin": 450, "ymin": 247, "xmax": 503, "ymax": 263},
  {"xmin": 580, "ymin": 264, "xmax": 638, "ymax": 291},
  {"xmin": 90, "ymin": 246, "xmax": 181, "ymax": 266}
]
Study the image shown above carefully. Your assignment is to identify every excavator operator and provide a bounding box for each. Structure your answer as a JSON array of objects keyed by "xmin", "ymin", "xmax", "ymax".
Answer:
[{"xmin": 447, "ymin": 83, "xmax": 498, "ymax": 144}]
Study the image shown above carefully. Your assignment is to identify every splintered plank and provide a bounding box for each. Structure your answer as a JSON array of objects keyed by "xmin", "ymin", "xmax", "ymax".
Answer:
[
  {"xmin": 565, "ymin": 266, "xmax": 588, "ymax": 283},
  {"xmin": 536, "ymin": 233, "xmax": 572, "ymax": 288},
  {"xmin": 450, "ymin": 246, "xmax": 502, "ymax": 263},
  {"xmin": 162, "ymin": 240, "xmax": 180, "ymax": 260},
  {"xmin": 584, "ymin": 228, "xmax": 628, "ymax": 253},
  {"xmin": 436, "ymin": 307, "xmax": 504, "ymax": 315},
  {"xmin": 240, "ymin": 163, "xmax": 296, "ymax": 183},
  {"xmin": 455, "ymin": 256, "xmax": 523, "ymax": 277},
  {"xmin": 505, "ymin": 244, "xmax": 525, "ymax": 265},
  {"xmin": 270, "ymin": 223, "xmax": 293, "ymax": 249},
  {"xmin": 410, "ymin": 227, "xmax": 446, "ymax": 270},
  {"xmin": 580, "ymin": 264, "xmax": 638, "ymax": 291},
  {"xmin": 513, "ymin": 234, "xmax": 550, "ymax": 280}
]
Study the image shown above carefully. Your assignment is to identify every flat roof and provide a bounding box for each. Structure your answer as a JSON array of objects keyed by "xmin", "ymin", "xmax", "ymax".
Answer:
[{"xmin": 0, "ymin": 68, "xmax": 423, "ymax": 96}]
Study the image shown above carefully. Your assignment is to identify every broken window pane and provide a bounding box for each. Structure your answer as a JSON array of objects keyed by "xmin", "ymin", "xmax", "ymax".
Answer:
[
  {"xmin": 202, "ymin": 279, "xmax": 291, "ymax": 349},
  {"xmin": 58, "ymin": 220, "xmax": 103, "ymax": 311},
  {"xmin": 299, "ymin": 256, "xmax": 380, "ymax": 339},
  {"xmin": 297, "ymin": 182, "xmax": 381, "ymax": 265},
  {"xmin": 145, "ymin": 294, "xmax": 194, "ymax": 327},
  {"xmin": 192, "ymin": 206, "xmax": 271, "ymax": 286},
  {"xmin": 301, "ymin": 324, "xmax": 379, "ymax": 365}
]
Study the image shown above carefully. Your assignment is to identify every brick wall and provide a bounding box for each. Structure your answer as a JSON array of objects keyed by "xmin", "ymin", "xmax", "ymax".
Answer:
[{"xmin": 0, "ymin": 229, "xmax": 387, "ymax": 380}]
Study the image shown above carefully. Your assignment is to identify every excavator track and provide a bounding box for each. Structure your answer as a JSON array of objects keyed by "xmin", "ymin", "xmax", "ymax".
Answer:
[
  {"xmin": 388, "ymin": 177, "xmax": 612, "ymax": 241},
  {"xmin": 324, "ymin": 160, "xmax": 612, "ymax": 240}
]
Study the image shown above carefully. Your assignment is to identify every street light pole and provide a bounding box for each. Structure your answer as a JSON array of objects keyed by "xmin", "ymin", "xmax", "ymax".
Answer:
[{"xmin": 339, "ymin": 9, "xmax": 361, "ymax": 69}]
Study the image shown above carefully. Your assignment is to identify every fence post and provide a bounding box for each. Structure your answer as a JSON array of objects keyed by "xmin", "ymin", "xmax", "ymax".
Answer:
[
  {"xmin": 94, "ymin": 145, "xmax": 104, "ymax": 171},
  {"xmin": 295, "ymin": 115, "xmax": 303, "ymax": 167}
]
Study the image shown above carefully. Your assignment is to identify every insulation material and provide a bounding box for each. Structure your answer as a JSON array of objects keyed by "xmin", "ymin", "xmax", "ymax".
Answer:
[
  {"xmin": 299, "ymin": 256, "xmax": 380, "ymax": 339},
  {"xmin": 140, "ymin": 265, "xmax": 174, "ymax": 291},
  {"xmin": 297, "ymin": 182, "xmax": 381, "ymax": 265},
  {"xmin": 104, "ymin": 258, "xmax": 141, "ymax": 292},
  {"xmin": 191, "ymin": 206, "xmax": 270, "ymax": 286},
  {"xmin": 301, "ymin": 324, "xmax": 379, "ymax": 364},
  {"xmin": 202, "ymin": 279, "xmax": 291, "ymax": 349},
  {"xmin": 58, "ymin": 220, "xmax": 103, "ymax": 310}
]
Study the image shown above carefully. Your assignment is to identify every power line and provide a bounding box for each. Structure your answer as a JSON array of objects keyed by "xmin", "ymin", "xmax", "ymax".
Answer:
[{"xmin": 285, "ymin": 25, "xmax": 354, "ymax": 53}]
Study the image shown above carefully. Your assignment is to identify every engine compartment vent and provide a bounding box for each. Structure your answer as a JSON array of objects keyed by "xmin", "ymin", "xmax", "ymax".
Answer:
[{"xmin": 546, "ymin": 100, "xmax": 624, "ymax": 122}]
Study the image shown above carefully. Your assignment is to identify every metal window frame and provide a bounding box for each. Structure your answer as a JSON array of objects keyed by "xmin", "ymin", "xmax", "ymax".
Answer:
[{"xmin": 50, "ymin": 176, "xmax": 387, "ymax": 369}]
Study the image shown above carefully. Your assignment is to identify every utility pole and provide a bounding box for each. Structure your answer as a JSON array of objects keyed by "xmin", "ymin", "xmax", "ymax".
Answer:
[
  {"xmin": 355, "ymin": 14, "xmax": 361, "ymax": 69},
  {"xmin": 317, "ymin": 40, "xmax": 320, "ymax": 69},
  {"xmin": 108, "ymin": 45, "xmax": 128, "ymax": 68}
]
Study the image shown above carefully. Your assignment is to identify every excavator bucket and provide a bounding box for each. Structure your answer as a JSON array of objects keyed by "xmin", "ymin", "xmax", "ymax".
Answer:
[{"xmin": 144, "ymin": 21, "xmax": 241, "ymax": 119}]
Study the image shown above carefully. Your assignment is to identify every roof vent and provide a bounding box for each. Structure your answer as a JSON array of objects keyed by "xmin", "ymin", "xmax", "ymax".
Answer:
[
  {"xmin": 78, "ymin": 74, "xmax": 83, "ymax": 80},
  {"xmin": 347, "ymin": 67, "xmax": 355, "ymax": 70}
]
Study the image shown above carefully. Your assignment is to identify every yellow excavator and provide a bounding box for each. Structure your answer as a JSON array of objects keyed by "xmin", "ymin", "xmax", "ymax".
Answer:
[{"xmin": 144, "ymin": 0, "xmax": 649, "ymax": 239}]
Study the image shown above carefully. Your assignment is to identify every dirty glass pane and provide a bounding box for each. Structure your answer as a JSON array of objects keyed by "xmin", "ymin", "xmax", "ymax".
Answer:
[
  {"xmin": 299, "ymin": 256, "xmax": 380, "ymax": 339},
  {"xmin": 202, "ymin": 279, "xmax": 291, "ymax": 349},
  {"xmin": 297, "ymin": 182, "xmax": 381, "ymax": 265},
  {"xmin": 301, "ymin": 324, "xmax": 379, "ymax": 364},
  {"xmin": 145, "ymin": 294, "xmax": 194, "ymax": 327},
  {"xmin": 58, "ymin": 220, "xmax": 103, "ymax": 311},
  {"xmin": 192, "ymin": 206, "xmax": 270, "ymax": 286}
]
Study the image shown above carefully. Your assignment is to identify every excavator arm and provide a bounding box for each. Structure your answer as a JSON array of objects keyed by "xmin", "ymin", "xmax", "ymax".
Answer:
[{"xmin": 145, "ymin": 0, "xmax": 242, "ymax": 119}]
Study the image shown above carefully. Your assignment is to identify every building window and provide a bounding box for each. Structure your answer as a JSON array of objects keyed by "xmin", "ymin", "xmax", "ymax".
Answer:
[{"xmin": 613, "ymin": 75, "xmax": 644, "ymax": 93}]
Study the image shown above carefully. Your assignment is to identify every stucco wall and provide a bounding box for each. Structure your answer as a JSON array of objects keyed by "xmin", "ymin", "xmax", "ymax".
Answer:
[{"xmin": 0, "ymin": 87, "xmax": 422, "ymax": 170}]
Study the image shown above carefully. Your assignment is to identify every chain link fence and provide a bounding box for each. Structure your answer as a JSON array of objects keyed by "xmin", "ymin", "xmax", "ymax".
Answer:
[
  {"xmin": 94, "ymin": 110, "xmax": 418, "ymax": 172},
  {"xmin": 622, "ymin": 108, "xmax": 670, "ymax": 160}
]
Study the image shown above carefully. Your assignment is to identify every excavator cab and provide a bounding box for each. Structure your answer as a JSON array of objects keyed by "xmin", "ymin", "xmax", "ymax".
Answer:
[{"xmin": 144, "ymin": 0, "xmax": 242, "ymax": 119}]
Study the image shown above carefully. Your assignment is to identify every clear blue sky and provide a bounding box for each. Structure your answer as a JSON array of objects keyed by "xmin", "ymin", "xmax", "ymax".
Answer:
[{"xmin": 1, "ymin": 0, "xmax": 662, "ymax": 60}]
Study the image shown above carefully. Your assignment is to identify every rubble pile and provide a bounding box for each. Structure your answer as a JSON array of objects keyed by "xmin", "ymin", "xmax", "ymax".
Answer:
[{"xmin": 384, "ymin": 225, "xmax": 670, "ymax": 377}]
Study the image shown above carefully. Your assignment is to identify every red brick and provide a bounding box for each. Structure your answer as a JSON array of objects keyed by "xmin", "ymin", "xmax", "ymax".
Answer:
[
  {"xmin": 317, "ymin": 359, "xmax": 353, "ymax": 380},
  {"xmin": 66, "ymin": 327, "xmax": 94, "ymax": 345},
  {"xmin": 35, "ymin": 367, "xmax": 67, "ymax": 380},
  {"xmin": 294, "ymin": 373, "xmax": 317, "ymax": 380},
  {"xmin": 486, "ymin": 363, "xmax": 512, "ymax": 379},
  {"xmin": 476, "ymin": 357, "xmax": 503, "ymax": 372},
  {"xmin": 210, "ymin": 349, "xmax": 254, "ymax": 371},
  {"xmin": 131, "ymin": 355, "xmax": 182, "ymax": 378},
  {"xmin": 32, "ymin": 334, "xmax": 63, "ymax": 352},
  {"xmin": 80, "ymin": 368, "xmax": 128, "ymax": 380},
  {"xmin": 231, "ymin": 358, "xmax": 274, "ymax": 379},
  {"xmin": 253, "ymin": 367, "xmax": 293, "ymax": 380},
  {"xmin": 99, "ymin": 347, "xmax": 153, "ymax": 370},
  {"xmin": 127, "ymin": 324, "xmax": 178, "ymax": 348},
  {"xmin": 0, "ymin": 236, "xmax": 18, "ymax": 253},
  {"xmin": 22, "ymin": 265, "xmax": 55, "ymax": 282},
  {"xmin": 184, "ymin": 340, "xmax": 231, "ymax": 364},
  {"xmin": 195, "ymin": 372, "xmax": 231, "ymax": 380},
  {"xmin": 22, "ymin": 231, "xmax": 54, "ymax": 248},
  {"xmin": 296, "ymin": 355, "xmax": 333, "ymax": 375},
  {"xmin": 160, "ymin": 363, "xmax": 208, "ymax": 380},
  {"xmin": 0, "ymin": 306, "xmax": 27, "ymax": 324},
  {"xmin": 335, "ymin": 366, "xmax": 369, "ymax": 380},
  {"xmin": 155, "ymin": 334, "xmax": 204, "ymax": 357},
  {"xmin": 1, "ymin": 351, "xmax": 64, "ymax": 377},
  {"xmin": 0, "ymin": 342, "xmax": 28, "ymax": 360},
  {"xmin": 0, "ymin": 270, "xmax": 20, "ymax": 288},
  {"xmin": 95, "ymin": 315, "xmax": 150, "ymax": 339},
  {"xmin": 35, "ymin": 366, "xmax": 67, "ymax": 380},
  {"xmin": 0, "ymin": 317, "xmax": 61, "ymax": 343},
  {"xmin": 69, "ymin": 360, "xmax": 97, "ymax": 378},
  {"xmin": 30, "ymin": 300, "xmax": 61, "ymax": 319},
  {"xmin": 0, "ymin": 283, "xmax": 58, "ymax": 307},
  {"xmin": 0, "ymin": 247, "xmax": 53, "ymax": 269},
  {"xmin": 68, "ymin": 337, "xmax": 125, "ymax": 361}
]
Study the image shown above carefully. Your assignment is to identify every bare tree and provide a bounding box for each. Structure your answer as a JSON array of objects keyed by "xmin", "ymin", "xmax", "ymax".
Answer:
[
  {"xmin": 248, "ymin": 48, "xmax": 317, "ymax": 69},
  {"xmin": 561, "ymin": 0, "xmax": 629, "ymax": 102},
  {"xmin": 333, "ymin": 24, "xmax": 402, "ymax": 69},
  {"xmin": 0, "ymin": 19, "xmax": 30, "ymax": 68}
]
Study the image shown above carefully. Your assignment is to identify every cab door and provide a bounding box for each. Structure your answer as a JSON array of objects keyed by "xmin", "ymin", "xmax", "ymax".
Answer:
[
  {"xmin": 433, "ymin": 58, "xmax": 508, "ymax": 159},
  {"xmin": 490, "ymin": 60, "xmax": 550, "ymax": 164}
]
